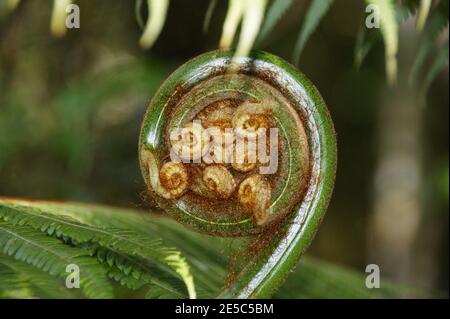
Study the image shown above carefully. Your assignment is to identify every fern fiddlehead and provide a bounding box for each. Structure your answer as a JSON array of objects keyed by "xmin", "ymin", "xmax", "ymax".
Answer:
[{"xmin": 139, "ymin": 50, "xmax": 337, "ymax": 298}]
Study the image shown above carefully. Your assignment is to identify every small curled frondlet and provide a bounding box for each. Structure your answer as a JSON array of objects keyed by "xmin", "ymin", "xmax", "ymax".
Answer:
[
  {"xmin": 198, "ymin": 100, "xmax": 235, "ymax": 128},
  {"xmin": 157, "ymin": 162, "xmax": 189, "ymax": 199},
  {"xmin": 171, "ymin": 122, "xmax": 209, "ymax": 162},
  {"xmin": 232, "ymin": 140, "xmax": 257, "ymax": 172},
  {"xmin": 232, "ymin": 102, "xmax": 271, "ymax": 139},
  {"xmin": 151, "ymin": 98, "xmax": 280, "ymax": 228},
  {"xmin": 202, "ymin": 165, "xmax": 236, "ymax": 199},
  {"xmin": 238, "ymin": 174, "xmax": 271, "ymax": 225}
]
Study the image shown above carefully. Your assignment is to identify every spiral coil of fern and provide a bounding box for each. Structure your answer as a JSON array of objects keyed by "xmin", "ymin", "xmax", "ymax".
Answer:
[{"xmin": 139, "ymin": 50, "xmax": 337, "ymax": 298}]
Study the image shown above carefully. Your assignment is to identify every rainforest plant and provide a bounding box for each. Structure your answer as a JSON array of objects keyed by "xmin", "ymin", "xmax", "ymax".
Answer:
[{"xmin": 0, "ymin": 0, "xmax": 447, "ymax": 299}]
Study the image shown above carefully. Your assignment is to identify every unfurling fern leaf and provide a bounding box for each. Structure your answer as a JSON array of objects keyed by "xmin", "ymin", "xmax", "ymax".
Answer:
[{"xmin": 0, "ymin": 222, "xmax": 113, "ymax": 298}]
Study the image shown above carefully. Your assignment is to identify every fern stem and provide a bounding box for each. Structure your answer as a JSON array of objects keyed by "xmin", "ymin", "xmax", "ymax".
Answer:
[{"xmin": 139, "ymin": 50, "xmax": 337, "ymax": 298}]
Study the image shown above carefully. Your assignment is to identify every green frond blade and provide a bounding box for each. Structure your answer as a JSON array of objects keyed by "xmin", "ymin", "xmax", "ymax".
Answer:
[
  {"xmin": 292, "ymin": 0, "xmax": 334, "ymax": 66},
  {"xmin": 135, "ymin": 0, "xmax": 145, "ymax": 30},
  {"xmin": 0, "ymin": 256, "xmax": 76, "ymax": 298},
  {"xmin": 410, "ymin": 0, "xmax": 449, "ymax": 86},
  {"xmin": 0, "ymin": 222, "xmax": 113, "ymax": 298},
  {"xmin": 0, "ymin": 199, "xmax": 196, "ymax": 299},
  {"xmin": 219, "ymin": 0, "xmax": 245, "ymax": 49},
  {"xmin": 0, "ymin": 263, "xmax": 35, "ymax": 298},
  {"xmin": 11, "ymin": 200, "xmax": 229, "ymax": 296},
  {"xmin": 416, "ymin": 0, "xmax": 432, "ymax": 31},
  {"xmin": 0, "ymin": 198, "xmax": 438, "ymax": 298},
  {"xmin": 365, "ymin": 0, "xmax": 398, "ymax": 85},
  {"xmin": 139, "ymin": 0, "xmax": 169, "ymax": 49},
  {"xmin": 203, "ymin": 0, "xmax": 218, "ymax": 34},
  {"xmin": 354, "ymin": 21, "xmax": 382, "ymax": 70},
  {"xmin": 257, "ymin": 0, "xmax": 293, "ymax": 45},
  {"xmin": 354, "ymin": 0, "xmax": 418, "ymax": 73},
  {"xmin": 50, "ymin": 0, "xmax": 72, "ymax": 38},
  {"xmin": 234, "ymin": 0, "xmax": 268, "ymax": 58}
]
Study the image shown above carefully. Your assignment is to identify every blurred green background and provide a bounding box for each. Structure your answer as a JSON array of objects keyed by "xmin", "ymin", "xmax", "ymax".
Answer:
[{"xmin": 0, "ymin": 0, "xmax": 448, "ymax": 294}]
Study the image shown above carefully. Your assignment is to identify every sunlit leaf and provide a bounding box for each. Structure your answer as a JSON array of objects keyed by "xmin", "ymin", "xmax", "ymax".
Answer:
[
  {"xmin": 139, "ymin": 0, "xmax": 169, "ymax": 49},
  {"xmin": 135, "ymin": 0, "xmax": 145, "ymax": 30},
  {"xmin": 234, "ymin": 0, "xmax": 267, "ymax": 58},
  {"xmin": 416, "ymin": 0, "xmax": 432, "ymax": 31},
  {"xmin": 219, "ymin": 0, "xmax": 246, "ymax": 49},
  {"xmin": 50, "ymin": 0, "xmax": 72, "ymax": 38}
]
